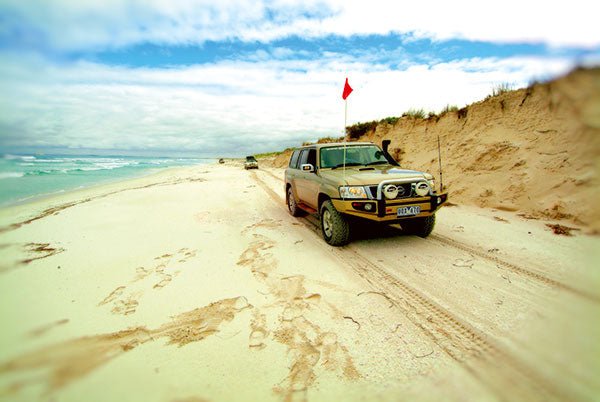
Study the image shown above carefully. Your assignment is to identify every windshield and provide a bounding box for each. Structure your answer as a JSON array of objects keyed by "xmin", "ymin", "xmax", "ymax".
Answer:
[
  {"xmin": 319, "ymin": 145, "xmax": 388, "ymax": 169},
  {"xmin": 246, "ymin": 156, "xmax": 257, "ymax": 162}
]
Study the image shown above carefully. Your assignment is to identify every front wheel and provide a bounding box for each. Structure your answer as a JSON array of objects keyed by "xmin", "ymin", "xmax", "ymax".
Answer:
[
  {"xmin": 320, "ymin": 200, "xmax": 350, "ymax": 246},
  {"xmin": 401, "ymin": 214, "xmax": 436, "ymax": 238}
]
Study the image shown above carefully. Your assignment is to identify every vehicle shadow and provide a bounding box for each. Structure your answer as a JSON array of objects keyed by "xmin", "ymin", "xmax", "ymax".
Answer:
[
  {"xmin": 350, "ymin": 220, "xmax": 408, "ymax": 242},
  {"xmin": 304, "ymin": 214, "xmax": 413, "ymax": 244}
]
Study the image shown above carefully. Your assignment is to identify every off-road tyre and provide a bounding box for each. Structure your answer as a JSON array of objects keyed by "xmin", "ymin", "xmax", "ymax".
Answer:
[
  {"xmin": 401, "ymin": 214, "xmax": 436, "ymax": 238},
  {"xmin": 320, "ymin": 200, "xmax": 350, "ymax": 246},
  {"xmin": 287, "ymin": 187, "xmax": 305, "ymax": 217}
]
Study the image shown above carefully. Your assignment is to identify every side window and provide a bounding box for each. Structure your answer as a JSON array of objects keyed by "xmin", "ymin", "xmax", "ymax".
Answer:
[
  {"xmin": 298, "ymin": 149, "xmax": 309, "ymax": 166},
  {"xmin": 289, "ymin": 150, "xmax": 300, "ymax": 169},
  {"xmin": 306, "ymin": 149, "xmax": 316, "ymax": 167}
]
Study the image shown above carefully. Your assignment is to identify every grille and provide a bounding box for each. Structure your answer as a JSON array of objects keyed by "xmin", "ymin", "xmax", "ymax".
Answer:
[{"xmin": 370, "ymin": 183, "xmax": 414, "ymax": 199}]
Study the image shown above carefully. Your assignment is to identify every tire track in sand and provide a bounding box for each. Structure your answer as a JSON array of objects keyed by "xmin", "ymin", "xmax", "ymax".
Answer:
[
  {"xmin": 340, "ymin": 245, "xmax": 573, "ymax": 402},
  {"xmin": 430, "ymin": 233, "xmax": 600, "ymax": 304},
  {"xmin": 259, "ymin": 167, "xmax": 285, "ymax": 183}
]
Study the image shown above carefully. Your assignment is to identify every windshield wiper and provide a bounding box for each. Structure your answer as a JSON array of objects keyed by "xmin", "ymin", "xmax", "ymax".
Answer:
[
  {"xmin": 364, "ymin": 161, "xmax": 389, "ymax": 166},
  {"xmin": 331, "ymin": 162, "xmax": 362, "ymax": 169}
]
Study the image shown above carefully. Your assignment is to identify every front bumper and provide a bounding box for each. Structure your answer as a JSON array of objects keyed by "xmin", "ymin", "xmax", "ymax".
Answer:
[{"xmin": 332, "ymin": 193, "xmax": 448, "ymax": 222}]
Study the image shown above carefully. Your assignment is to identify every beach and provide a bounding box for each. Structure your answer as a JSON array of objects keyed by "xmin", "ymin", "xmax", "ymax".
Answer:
[{"xmin": 0, "ymin": 161, "xmax": 598, "ymax": 402}]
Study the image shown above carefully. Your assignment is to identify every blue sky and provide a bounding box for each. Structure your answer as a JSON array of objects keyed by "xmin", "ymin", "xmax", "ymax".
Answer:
[{"xmin": 0, "ymin": 0, "xmax": 599, "ymax": 157}]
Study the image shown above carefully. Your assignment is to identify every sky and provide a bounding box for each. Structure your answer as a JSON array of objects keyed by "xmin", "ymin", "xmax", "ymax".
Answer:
[{"xmin": 0, "ymin": 0, "xmax": 599, "ymax": 157}]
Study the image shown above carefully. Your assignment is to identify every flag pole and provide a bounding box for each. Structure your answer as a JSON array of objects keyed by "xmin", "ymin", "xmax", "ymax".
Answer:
[
  {"xmin": 344, "ymin": 97, "xmax": 348, "ymax": 130},
  {"xmin": 341, "ymin": 77, "xmax": 353, "ymax": 184},
  {"xmin": 343, "ymin": 98, "xmax": 347, "ymax": 177}
]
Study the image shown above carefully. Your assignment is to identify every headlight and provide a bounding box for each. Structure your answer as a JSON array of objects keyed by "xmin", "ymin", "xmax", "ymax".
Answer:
[
  {"xmin": 424, "ymin": 174, "xmax": 434, "ymax": 190},
  {"xmin": 415, "ymin": 181, "xmax": 430, "ymax": 197},
  {"xmin": 339, "ymin": 186, "xmax": 368, "ymax": 199},
  {"xmin": 383, "ymin": 184, "xmax": 399, "ymax": 199}
]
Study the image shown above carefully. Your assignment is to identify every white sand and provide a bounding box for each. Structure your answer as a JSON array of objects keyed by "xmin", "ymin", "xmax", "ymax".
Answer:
[{"xmin": 0, "ymin": 162, "xmax": 598, "ymax": 402}]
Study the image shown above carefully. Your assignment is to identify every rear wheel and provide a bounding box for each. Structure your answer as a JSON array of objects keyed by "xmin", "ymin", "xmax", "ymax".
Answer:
[
  {"xmin": 320, "ymin": 200, "xmax": 350, "ymax": 246},
  {"xmin": 287, "ymin": 187, "xmax": 304, "ymax": 217},
  {"xmin": 401, "ymin": 214, "xmax": 436, "ymax": 238}
]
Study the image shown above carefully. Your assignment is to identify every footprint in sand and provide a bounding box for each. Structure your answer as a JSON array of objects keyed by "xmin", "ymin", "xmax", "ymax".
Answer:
[
  {"xmin": 241, "ymin": 219, "xmax": 282, "ymax": 235},
  {"xmin": 249, "ymin": 328, "xmax": 268, "ymax": 349},
  {"xmin": 99, "ymin": 249, "xmax": 197, "ymax": 315},
  {"xmin": 281, "ymin": 305, "xmax": 305, "ymax": 322},
  {"xmin": 249, "ymin": 311, "xmax": 269, "ymax": 350},
  {"xmin": 111, "ymin": 296, "xmax": 139, "ymax": 316},
  {"xmin": 98, "ymin": 286, "xmax": 126, "ymax": 306},
  {"xmin": 134, "ymin": 266, "xmax": 152, "ymax": 281},
  {"xmin": 452, "ymin": 258, "xmax": 474, "ymax": 268},
  {"xmin": 153, "ymin": 274, "xmax": 173, "ymax": 289},
  {"xmin": 99, "ymin": 286, "xmax": 139, "ymax": 316}
]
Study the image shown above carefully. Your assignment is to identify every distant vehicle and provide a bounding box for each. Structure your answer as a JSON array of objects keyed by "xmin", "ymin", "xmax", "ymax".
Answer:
[
  {"xmin": 244, "ymin": 156, "xmax": 259, "ymax": 170},
  {"xmin": 218, "ymin": 158, "xmax": 225, "ymax": 164},
  {"xmin": 284, "ymin": 140, "xmax": 448, "ymax": 246}
]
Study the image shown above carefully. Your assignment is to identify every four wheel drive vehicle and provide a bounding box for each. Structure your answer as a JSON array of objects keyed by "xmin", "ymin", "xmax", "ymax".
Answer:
[
  {"xmin": 284, "ymin": 141, "xmax": 448, "ymax": 246},
  {"xmin": 244, "ymin": 156, "xmax": 259, "ymax": 170}
]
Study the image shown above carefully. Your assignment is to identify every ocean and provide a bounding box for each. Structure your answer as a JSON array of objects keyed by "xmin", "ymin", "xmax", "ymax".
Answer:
[{"xmin": 0, "ymin": 154, "xmax": 212, "ymax": 207}]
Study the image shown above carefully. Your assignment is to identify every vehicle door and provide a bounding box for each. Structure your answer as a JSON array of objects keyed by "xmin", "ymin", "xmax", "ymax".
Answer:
[
  {"xmin": 296, "ymin": 148, "xmax": 319, "ymax": 209},
  {"xmin": 286, "ymin": 149, "xmax": 302, "ymax": 200}
]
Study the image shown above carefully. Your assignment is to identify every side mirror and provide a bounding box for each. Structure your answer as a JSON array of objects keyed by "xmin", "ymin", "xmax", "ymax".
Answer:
[{"xmin": 301, "ymin": 164, "xmax": 314, "ymax": 172}]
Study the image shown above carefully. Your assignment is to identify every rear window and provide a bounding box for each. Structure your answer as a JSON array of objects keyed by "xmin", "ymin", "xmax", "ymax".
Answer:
[
  {"xmin": 306, "ymin": 149, "xmax": 316, "ymax": 167},
  {"xmin": 289, "ymin": 150, "xmax": 300, "ymax": 169},
  {"xmin": 298, "ymin": 149, "xmax": 309, "ymax": 166},
  {"xmin": 298, "ymin": 148, "xmax": 316, "ymax": 167}
]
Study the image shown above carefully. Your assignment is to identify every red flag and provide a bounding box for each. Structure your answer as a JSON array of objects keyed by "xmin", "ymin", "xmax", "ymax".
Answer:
[{"xmin": 342, "ymin": 77, "xmax": 353, "ymax": 100}]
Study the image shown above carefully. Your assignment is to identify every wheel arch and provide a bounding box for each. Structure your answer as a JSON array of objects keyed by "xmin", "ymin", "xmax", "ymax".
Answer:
[{"xmin": 318, "ymin": 193, "xmax": 331, "ymax": 212}]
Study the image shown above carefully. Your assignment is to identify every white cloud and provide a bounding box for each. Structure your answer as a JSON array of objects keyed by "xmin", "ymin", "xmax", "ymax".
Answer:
[
  {"xmin": 2, "ymin": 0, "xmax": 594, "ymax": 157},
  {"xmin": 315, "ymin": 1, "xmax": 600, "ymax": 48},
  {"xmin": 0, "ymin": 50, "xmax": 575, "ymax": 156},
  {"xmin": 3, "ymin": 0, "xmax": 599, "ymax": 51}
]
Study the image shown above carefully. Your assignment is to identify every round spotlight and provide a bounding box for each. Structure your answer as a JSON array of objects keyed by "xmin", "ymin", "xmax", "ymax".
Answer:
[
  {"xmin": 415, "ymin": 181, "xmax": 430, "ymax": 197},
  {"xmin": 383, "ymin": 184, "xmax": 399, "ymax": 199},
  {"xmin": 364, "ymin": 203, "xmax": 373, "ymax": 211}
]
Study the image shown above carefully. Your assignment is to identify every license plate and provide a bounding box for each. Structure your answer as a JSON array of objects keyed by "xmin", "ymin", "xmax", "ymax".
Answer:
[{"xmin": 397, "ymin": 206, "xmax": 420, "ymax": 217}]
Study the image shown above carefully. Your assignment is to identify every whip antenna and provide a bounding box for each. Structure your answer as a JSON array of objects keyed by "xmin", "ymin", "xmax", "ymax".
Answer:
[{"xmin": 437, "ymin": 133, "xmax": 443, "ymax": 192}]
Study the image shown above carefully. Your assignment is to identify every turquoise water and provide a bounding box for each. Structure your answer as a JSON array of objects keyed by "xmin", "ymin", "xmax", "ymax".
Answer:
[{"xmin": 0, "ymin": 154, "xmax": 212, "ymax": 207}]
